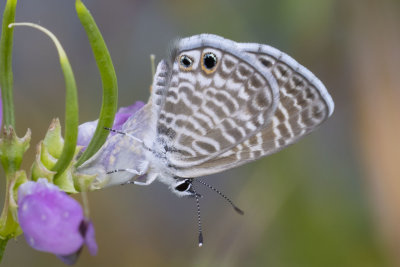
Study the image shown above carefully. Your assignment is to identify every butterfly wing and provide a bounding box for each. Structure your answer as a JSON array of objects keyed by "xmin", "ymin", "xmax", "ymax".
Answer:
[
  {"xmin": 151, "ymin": 34, "xmax": 280, "ymax": 171},
  {"xmin": 170, "ymin": 41, "xmax": 334, "ymax": 178},
  {"xmin": 77, "ymin": 104, "xmax": 154, "ymax": 188}
]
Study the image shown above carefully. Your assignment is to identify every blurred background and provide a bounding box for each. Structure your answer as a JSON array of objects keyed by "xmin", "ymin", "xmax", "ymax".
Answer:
[{"xmin": 1, "ymin": 0, "xmax": 399, "ymax": 266}]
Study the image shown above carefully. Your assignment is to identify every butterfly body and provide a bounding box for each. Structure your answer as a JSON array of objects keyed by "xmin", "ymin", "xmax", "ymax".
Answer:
[{"xmin": 78, "ymin": 34, "xmax": 334, "ymax": 197}]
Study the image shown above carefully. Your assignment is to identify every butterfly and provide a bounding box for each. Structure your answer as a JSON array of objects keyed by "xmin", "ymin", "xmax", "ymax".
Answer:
[{"xmin": 78, "ymin": 34, "xmax": 334, "ymax": 246}]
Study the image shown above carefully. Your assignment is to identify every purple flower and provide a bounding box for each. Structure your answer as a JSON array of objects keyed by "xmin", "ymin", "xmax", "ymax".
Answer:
[
  {"xmin": 77, "ymin": 101, "xmax": 145, "ymax": 148},
  {"xmin": 18, "ymin": 179, "xmax": 97, "ymax": 264}
]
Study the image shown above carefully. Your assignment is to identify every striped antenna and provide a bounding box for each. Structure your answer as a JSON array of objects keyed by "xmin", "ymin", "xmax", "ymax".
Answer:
[
  {"xmin": 191, "ymin": 185, "xmax": 203, "ymax": 247},
  {"xmin": 196, "ymin": 179, "xmax": 244, "ymax": 215}
]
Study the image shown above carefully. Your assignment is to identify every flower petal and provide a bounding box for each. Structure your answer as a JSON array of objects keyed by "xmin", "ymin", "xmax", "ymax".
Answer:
[
  {"xmin": 57, "ymin": 251, "xmax": 81, "ymax": 266},
  {"xmin": 112, "ymin": 101, "xmax": 145, "ymax": 130},
  {"xmin": 82, "ymin": 220, "xmax": 98, "ymax": 255},
  {"xmin": 18, "ymin": 179, "xmax": 85, "ymax": 255},
  {"xmin": 77, "ymin": 101, "xmax": 145, "ymax": 148},
  {"xmin": 56, "ymin": 219, "xmax": 98, "ymax": 265},
  {"xmin": 77, "ymin": 120, "xmax": 98, "ymax": 147}
]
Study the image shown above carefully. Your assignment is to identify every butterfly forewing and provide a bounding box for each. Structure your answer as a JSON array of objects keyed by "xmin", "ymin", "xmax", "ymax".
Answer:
[
  {"xmin": 152, "ymin": 35, "xmax": 280, "ymax": 170},
  {"xmin": 77, "ymin": 105, "xmax": 154, "ymax": 188},
  {"xmin": 169, "ymin": 40, "xmax": 334, "ymax": 178}
]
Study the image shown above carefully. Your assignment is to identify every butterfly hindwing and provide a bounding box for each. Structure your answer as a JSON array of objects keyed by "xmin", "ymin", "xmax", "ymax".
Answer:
[
  {"xmin": 151, "ymin": 34, "xmax": 280, "ymax": 171},
  {"xmin": 169, "ymin": 40, "xmax": 334, "ymax": 178}
]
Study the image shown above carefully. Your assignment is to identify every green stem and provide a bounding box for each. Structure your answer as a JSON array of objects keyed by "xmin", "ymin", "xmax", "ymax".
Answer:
[
  {"xmin": 0, "ymin": 172, "xmax": 24, "ymax": 261},
  {"xmin": 0, "ymin": 178, "xmax": 11, "ymax": 229},
  {"xmin": 75, "ymin": 0, "xmax": 118, "ymax": 167},
  {"xmin": 0, "ymin": 0, "xmax": 17, "ymax": 128},
  {"xmin": 0, "ymin": 2, "xmax": 21, "ymax": 259}
]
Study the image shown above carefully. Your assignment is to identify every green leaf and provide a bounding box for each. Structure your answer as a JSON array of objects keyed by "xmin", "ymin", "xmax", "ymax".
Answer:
[
  {"xmin": 0, "ymin": 0, "xmax": 17, "ymax": 128},
  {"xmin": 0, "ymin": 237, "xmax": 9, "ymax": 263},
  {"xmin": 0, "ymin": 127, "xmax": 30, "ymax": 174},
  {"xmin": 75, "ymin": 0, "xmax": 118, "ymax": 167},
  {"xmin": 0, "ymin": 208, "xmax": 20, "ymax": 239},
  {"xmin": 9, "ymin": 23, "xmax": 79, "ymax": 179},
  {"xmin": 30, "ymin": 119, "xmax": 97, "ymax": 192},
  {"xmin": 0, "ymin": 171, "xmax": 26, "ymax": 252}
]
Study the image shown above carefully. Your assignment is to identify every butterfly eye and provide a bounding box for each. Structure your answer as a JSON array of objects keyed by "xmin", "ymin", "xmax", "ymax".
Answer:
[
  {"xmin": 201, "ymin": 52, "xmax": 218, "ymax": 74},
  {"xmin": 175, "ymin": 180, "xmax": 191, "ymax": 192},
  {"xmin": 179, "ymin": 55, "xmax": 193, "ymax": 70}
]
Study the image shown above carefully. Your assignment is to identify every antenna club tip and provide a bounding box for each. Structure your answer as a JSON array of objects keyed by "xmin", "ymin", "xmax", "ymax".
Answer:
[
  {"xmin": 234, "ymin": 206, "xmax": 245, "ymax": 215},
  {"xmin": 198, "ymin": 233, "xmax": 204, "ymax": 247}
]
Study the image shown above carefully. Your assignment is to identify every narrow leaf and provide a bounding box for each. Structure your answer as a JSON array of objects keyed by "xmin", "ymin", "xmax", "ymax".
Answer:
[
  {"xmin": 75, "ymin": 0, "xmax": 118, "ymax": 167},
  {"xmin": 9, "ymin": 23, "xmax": 79, "ymax": 178}
]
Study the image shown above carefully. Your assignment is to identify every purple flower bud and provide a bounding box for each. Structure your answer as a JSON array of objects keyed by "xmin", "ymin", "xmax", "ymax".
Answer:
[
  {"xmin": 18, "ymin": 179, "xmax": 97, "ymax": 263},
  {"xmin": 77, "ymin": 101, "xmax": 145, "ymax": 148},
  {"xmin": 112, "ymin": 101, "xmax": 145, "ymax": 130},
  {"xmin": 57, "ymin": 220, "xmax": 97, "ymax": 265},
  {"xmin": 81, "ymin": 219, "xmax": 98, "ymax": 255}
]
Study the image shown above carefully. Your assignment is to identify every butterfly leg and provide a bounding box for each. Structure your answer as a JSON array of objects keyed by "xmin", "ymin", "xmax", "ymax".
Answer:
[
  {"xmin": 107, "ymin": 168, "xmax": 144, "ymax": 176},
  {"xmin": 132, "ymin": 173, "xmax": 158, "ymax": 186},
  {"xmin": 108, "ymin": 167, "xmax": 157, "ymax": 186},
  {"xmin": 124, "ymin": 173, "xmax": 158, "ymax": 186}
]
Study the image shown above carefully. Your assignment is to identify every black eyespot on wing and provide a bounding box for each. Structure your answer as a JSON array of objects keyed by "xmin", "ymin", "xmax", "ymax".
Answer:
[
  {"xmin": 180, "ymin": 55, "xmax": 193, "ymax": 69},
  {"xmin": 203, "ymin": 52, "xmax": 217, "ymax": 70}
]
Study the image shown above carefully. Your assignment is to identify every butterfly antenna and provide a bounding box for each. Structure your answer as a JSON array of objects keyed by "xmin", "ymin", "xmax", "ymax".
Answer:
[
  {"xmin": 191, "ymin": 185, "xmax": 204, "ymax": 247},
  {"xmin": 195, "ymin": 179, "xmax": 244, "ymax": 215},
  {"xmin": 104, "ymin": 127, "xmax": 143, "ymax": 143}
]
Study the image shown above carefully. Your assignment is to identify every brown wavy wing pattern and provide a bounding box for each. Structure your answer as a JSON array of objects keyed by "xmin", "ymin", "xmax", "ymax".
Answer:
[
  {"xmin": 155, "ymin": 38, "xmax": 279, "ymax": 169},
  {"xmin": 173, "ymin": 43, "xmax": 334, "ymax": 178}
]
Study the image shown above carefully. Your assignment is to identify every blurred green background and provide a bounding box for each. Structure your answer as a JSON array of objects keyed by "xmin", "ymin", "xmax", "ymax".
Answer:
[{"xmin": 1, "ymin": 0, "xmax": 399, "ymax": 266}]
